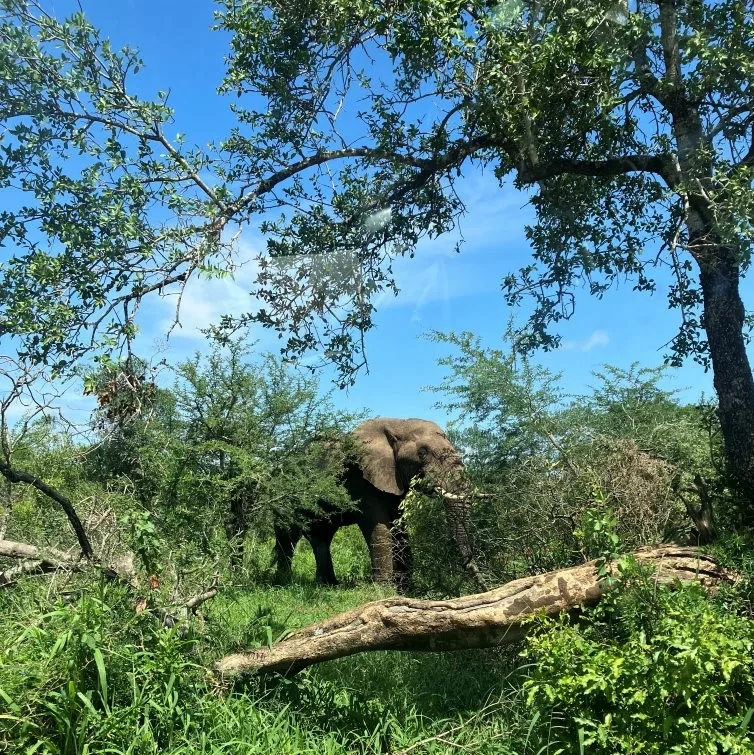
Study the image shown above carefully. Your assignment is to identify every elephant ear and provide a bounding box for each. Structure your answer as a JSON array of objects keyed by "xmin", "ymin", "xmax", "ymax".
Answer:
[{"xmin": 353, "ymin": 420, "xmax": 403, "ymax": 496}]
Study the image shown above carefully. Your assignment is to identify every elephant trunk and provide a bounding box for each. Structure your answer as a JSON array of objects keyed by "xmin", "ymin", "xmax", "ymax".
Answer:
[{"xmin": 436, "ymin": 485, "xmax": 488, "ymax": 592}]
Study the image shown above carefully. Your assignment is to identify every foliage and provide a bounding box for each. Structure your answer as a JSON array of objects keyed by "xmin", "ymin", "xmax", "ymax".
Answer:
[
  {"xmin": 214, "ymin": 0, "xmax": 754, "ymax": 375},
  {"xmin": 0, "ymin": 581, "xmax": 202, "ymax": 754},
  {"xmin": 400, "ymin": 483, "xmax": 472, "ymax": 596},
  {"xmin": 3, "ymin": 0, "xmax": 754, "ymax": 519},
  {"xmin": 0, "ymin": 415, "xmax": 132, "ymax": 561},
  {"xmin": 0, "ymin": 0, "xmax": 227, "ymax": 372},
  {"xmin": 82, "ymin": 337, "xmax": 362, "ymax": 580},
  {"xmin": 413, "ymin": 330, "xmax": 723, "ymax": 587},
  {"xmin": 0, "ymin": 572, "xmax": 542, "ymax": 755},
  {"xmin": 524, "ymin": 563, "xmax": 754, "ymax": 754},
  {"xmin": 4, "ymin": 1, "xmax": 751, "ymax": 382}
]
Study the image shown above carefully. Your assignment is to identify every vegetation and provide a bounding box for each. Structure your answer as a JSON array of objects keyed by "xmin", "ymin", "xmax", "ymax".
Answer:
[
  {"xmin": 525, "ymin": 560, "xmax": 754, "ymax": 754},
  {"xmin": 3, "ymin": 0, "xmax": 754, "ymax": 506},
  {"xmin": 401, "ymin": 331, "xmax": 726, "ymax": 594},
  {"xmin": 213, "ymin": 0, "xmax": 754, "ymax": 509},
  {"xmin": 1, "ymin": 1, "xmax": 754, "ymax": 753},
  {"xmin": 2, "ymin": 335, "xmax": 752, "ymax": 753}
]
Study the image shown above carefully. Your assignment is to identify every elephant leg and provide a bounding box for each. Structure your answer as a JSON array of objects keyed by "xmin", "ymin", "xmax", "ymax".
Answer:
[
  {"xmin": 391, "ymin": 524, "xmax": 413, "ymax": 594},
  {"xmin": 359, "ymin": 520, "xmax": 393, "ymax": 583},
  {"xmin": 308, "ymin": 522, "xmax": 338, "ymax": 585},
  {"xmin": 273, "ymin": 522, "xmax": 301, "ymax": 582}
]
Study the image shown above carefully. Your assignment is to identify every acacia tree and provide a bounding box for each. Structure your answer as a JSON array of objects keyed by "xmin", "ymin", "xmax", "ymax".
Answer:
[{"xmin": 213, "ymin": 0, "xmax": 754, "ymax": 510}]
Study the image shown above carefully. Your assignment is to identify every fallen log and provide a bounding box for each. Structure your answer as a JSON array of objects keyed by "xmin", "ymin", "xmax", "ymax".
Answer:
[
  {"xmin": 0, "ymin": 539, "xmax": 83, "ymax": 586},
  {"xmin": 0, "ymin": 538, "xmax": 135, "ymax": 587},
  {"xmin": 214, "ymin": 545, "xmax": 731, "ymax": 678}
]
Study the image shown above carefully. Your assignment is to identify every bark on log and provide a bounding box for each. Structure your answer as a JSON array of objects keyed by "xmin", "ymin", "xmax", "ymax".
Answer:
[
  {"xmin": 0, "ymin": 539, "xmax": 83, "ymax": 586},
  {"xmin": 0, "ymin": 538, "xmax": 134, "ymax": 587},
  {"xmin": 214, "ymin": 545, "xmax": 731, "ymax": 678}
]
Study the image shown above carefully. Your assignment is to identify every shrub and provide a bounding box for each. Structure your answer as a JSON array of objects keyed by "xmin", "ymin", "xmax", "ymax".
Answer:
[{"xmin": 524, "ymin": 561, "xmax": 754, "ymax": 754}]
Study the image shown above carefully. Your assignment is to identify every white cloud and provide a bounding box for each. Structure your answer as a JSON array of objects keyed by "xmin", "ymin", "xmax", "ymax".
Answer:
[
  {"xmin": 561, "ymin": 329, "xmax": 610, "ymax": 352},
  {"xmin": 153, "ymin": 236, "xmax": 264, "ymax": 342}
]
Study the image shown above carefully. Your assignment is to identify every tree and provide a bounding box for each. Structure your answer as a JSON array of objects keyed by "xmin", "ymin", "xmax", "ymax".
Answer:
[
  {"xmin": 3, "ymin": 1, "xmax": 753, "ymax": 512},
  {"xmin": 424, "ymin": 330, "xmax": 722, "ymax": 580},
  {"xmin": 214, "ymin": 0, "xmax": 754, "ymax": 511},
  {"xmin": 88, "ymin": 338, "xmax": 360, "ymax": 564},
  {"xmin": 0, "ymin": 1, "xmax": 387, "ymax": 379}
]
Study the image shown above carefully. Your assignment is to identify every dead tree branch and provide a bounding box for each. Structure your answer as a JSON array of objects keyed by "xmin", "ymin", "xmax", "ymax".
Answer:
[
  {"xmin": 0, "ymin": 461, "xmax": 94, "ymax": 559},
  {"xmin": 0, "ymin": 538, "xmax": 83, "ymax": 586},
  {"xmin": 214, "ymin": 545, "xmax": 730, "ymax": 678},
  {"xmin": 156, "ymin": 576, "xmax": 221, "ymax": 628}
]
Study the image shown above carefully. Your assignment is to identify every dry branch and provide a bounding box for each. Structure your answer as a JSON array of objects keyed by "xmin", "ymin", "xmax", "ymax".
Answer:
[
  {"xmin": 0, "ymin": 461, "xmax": 94, "ymax": 559},
  {"xmin": 0, "ymin": 537, "xmax": 219, "ymax": 632},
  {"xmin": 156, "ymin": 576, "xmax": 221, "ymax": 628},
  {"xmin": 0, "ymin": 538, "xmax": 83, "ymax": 586},
  {"xmin": 214, "ymin": 545, "xmax": 730, "ymax": 678},
  {"xmin": 0, "ymin": 538, "xmax": 134, "ymax": 587}
]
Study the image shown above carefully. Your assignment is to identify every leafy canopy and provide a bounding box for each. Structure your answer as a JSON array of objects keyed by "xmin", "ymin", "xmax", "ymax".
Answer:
[{"xmin": 217, "ymin": 0, "xmax": 754, "ymax": 377}]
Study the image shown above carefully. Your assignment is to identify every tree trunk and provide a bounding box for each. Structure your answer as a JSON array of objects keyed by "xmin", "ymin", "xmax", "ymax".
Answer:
[
  {"xmin": 214, "ymin": 545, "xmax": 729, "ymax": 678},
  {"xmin": 697, "ymin": 242, "xmax": 754, "ymax": 513}
]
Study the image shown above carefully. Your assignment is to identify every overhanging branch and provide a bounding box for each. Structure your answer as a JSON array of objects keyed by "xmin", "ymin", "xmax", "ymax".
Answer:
[{"xmin": 515, "ymin": 154, "xmax": 677, "ymax": 186}]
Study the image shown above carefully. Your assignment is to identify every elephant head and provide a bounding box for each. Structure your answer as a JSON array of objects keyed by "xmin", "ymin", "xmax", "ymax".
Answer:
[{"xmin": 353, "ymin": 418, "xmax": 465, "ymax": 496}]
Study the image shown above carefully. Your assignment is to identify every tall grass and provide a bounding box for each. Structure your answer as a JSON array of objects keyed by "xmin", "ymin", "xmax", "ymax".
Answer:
[{"xmin": 0, "ymin": 530, "xmax": 546, "ymax": 755}]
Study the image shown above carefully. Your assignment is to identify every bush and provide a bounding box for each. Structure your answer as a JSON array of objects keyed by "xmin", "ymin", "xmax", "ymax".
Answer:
[
  {"xmin": 0, "ymin": 581, "xmax": 201, "ymax": 754},
  {"xmin": 524, "ymin": 560, "xmax": 754, "ymax": 754}
]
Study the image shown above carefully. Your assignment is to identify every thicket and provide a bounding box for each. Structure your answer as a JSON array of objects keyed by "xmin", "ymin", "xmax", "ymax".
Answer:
[
  {"xmin": 2, "ymin": 333, "xmax": 754, "ymax": 753},
  {"xmin": 402, "ymin": 331, "xmax": 729, "ymax": 595}
]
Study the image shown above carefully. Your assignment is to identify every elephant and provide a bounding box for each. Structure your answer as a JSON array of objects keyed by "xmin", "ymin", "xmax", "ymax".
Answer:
[{"xmin": 272, "ymin": 417, "xmax": 484, "ymax": 590}]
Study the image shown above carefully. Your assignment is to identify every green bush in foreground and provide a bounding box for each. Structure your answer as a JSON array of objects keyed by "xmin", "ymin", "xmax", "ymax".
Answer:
[
  {"xmin": 0, "ymin": 577, "xmax": 532, "ymax": 754},
  {"xmin": 524, "ymin": 560, "xmax": 754, "ymax": 754}
]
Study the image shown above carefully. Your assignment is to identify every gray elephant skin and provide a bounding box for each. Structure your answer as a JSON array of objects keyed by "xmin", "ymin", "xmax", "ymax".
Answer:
[{"xmin": 273, "ymin": 417, "xmax": 479, "ymax": 588}]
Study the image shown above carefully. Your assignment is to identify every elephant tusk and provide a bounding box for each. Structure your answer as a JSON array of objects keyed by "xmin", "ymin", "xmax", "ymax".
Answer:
[
  {"xmin": 436, "ymin": 487, "xmax": 465, "ymax": 501},
  {"xmin": 436, "ymin": 487, "xmax": 495, "ymax": 502}
]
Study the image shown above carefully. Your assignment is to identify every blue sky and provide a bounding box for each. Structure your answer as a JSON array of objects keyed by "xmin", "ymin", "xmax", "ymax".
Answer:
[{"xmin": 15, "ymin": 1, "xmax": 753, "ymax": 425}]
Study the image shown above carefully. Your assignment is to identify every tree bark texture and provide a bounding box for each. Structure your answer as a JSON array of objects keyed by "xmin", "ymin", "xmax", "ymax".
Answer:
[
  {"xmin": 0, "ymin": 538, "xmax": 84, "ymax": 586},
  {"xmin": 214, "ymin": 545, "xmax": 729, "ymax": 678},
  {"xmin": 697, "ymin": 241, "xmax": 754, "ymax": 511}
]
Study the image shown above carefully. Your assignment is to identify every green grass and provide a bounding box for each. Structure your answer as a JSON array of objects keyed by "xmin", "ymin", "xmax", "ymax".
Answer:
[{"xmin": 0, "ymin": 527, "xmax": 544, "ymax": 754}]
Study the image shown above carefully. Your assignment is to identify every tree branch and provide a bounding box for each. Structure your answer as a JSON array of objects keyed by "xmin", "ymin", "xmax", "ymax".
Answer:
[
  {"xmin": 0, "ymin": 462, "xmax": 94, "ymax": 559},
  {"xmin": 515, "ymin": 154, "xmax": 678, "ymax": 186},
  {"xmin": 214, "ymin": 545, "xmax": 730, "ymax": 678},
  {"xmin": 0, "ymin": 538, "xmax": 84, "ymax": 586}
]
